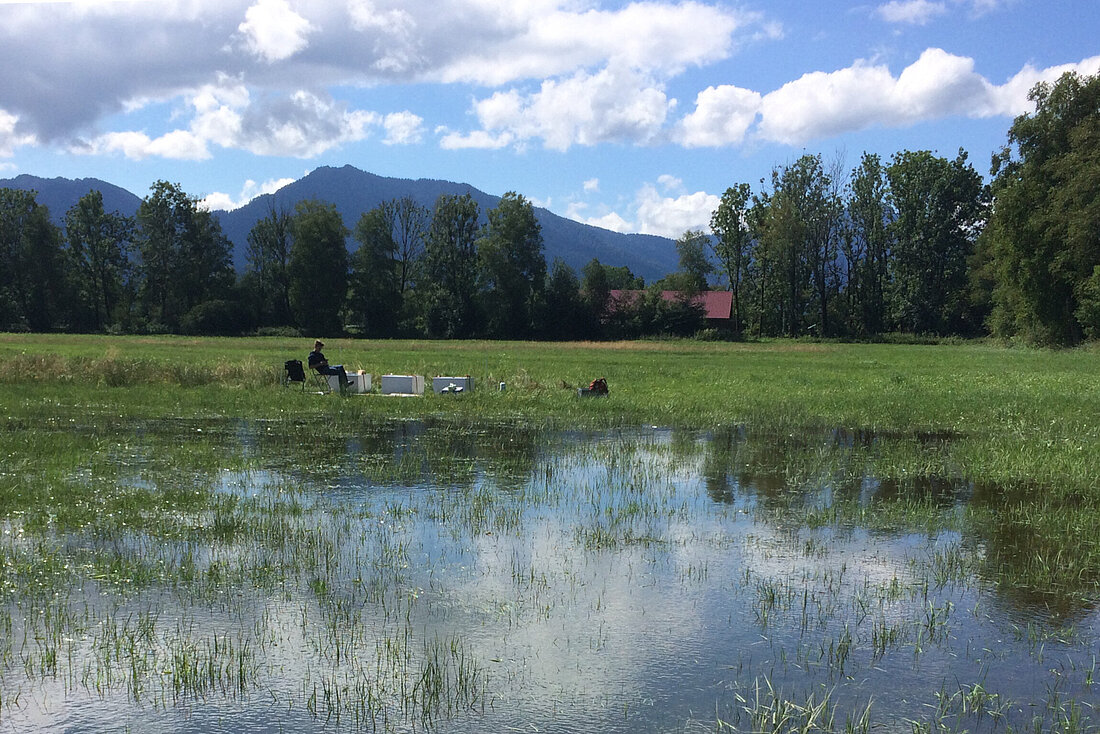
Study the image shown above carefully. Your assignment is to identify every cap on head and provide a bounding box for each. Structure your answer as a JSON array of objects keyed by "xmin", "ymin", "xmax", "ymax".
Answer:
[{"xmin": 314, "ymin": 339, "xmax": 324, "ymax": 348}]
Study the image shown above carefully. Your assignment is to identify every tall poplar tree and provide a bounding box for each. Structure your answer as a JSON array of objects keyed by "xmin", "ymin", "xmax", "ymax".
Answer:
[
  {"xmin": 709, "ymin": 183, "xmax": 753, "ymax": 334},
  {"xmin": 478, "ymin": 192, "xmax": 546, "ymax": 339},
  {"xmin": 421, "ymin": 193, "xmax": 480, "ymax": 338},
  {"xmin": 845, "ymin": 153, "xmax": 892, "ymax": 335},
  {"xmin": 288, "ymin": 199, "xmax": 348, "ymax": 337},
  {"xmin": 245, "ymin": 206, "xmax": 293, "ymax": 327},
  {"xmin": 349, "ymin": 205, "xmax": 401, "ymax": 337}
]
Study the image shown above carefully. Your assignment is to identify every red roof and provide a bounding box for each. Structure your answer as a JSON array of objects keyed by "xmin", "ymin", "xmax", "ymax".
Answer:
[{"xmin": 608, "ymin": 290, "xmax": 732, "ymax": 320}]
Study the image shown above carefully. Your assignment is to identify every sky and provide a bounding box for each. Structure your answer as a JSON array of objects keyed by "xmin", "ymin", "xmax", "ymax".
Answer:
[{"xmin": 1, "ymin": 0, "xmax": 1097, "ymax": 238}]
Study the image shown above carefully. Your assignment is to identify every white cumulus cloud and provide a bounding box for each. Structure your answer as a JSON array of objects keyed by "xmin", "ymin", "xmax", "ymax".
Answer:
[
  {"xmin": 454, "ymin": 65, "xmax": 674, "ymax": 151},
  {"xmin": 634, "ymin": 179, "xmax": 720, "ymax": 237},
  {"xmin": 0, "ymin": 0, "xmax": 765, "ymax": 156},
  {"xmin": 238, "ymin": 0, "xmax": 313, "ymax": 62},
  {"xmin": 0, "ymin": 109, "xmax": 35, "ymax": 157},
  {"xmin": 983, "ymin": 55, "xmax": 1100, "ymax": 117},
  {"xmin": 74, "ymin": 77, "xmax": 425, "ymax": 160},
  {"xmin": 675, "ymin": 84, "xmax": 761, "ymax": 147},
  {"xmin": 80, "ymin": 129, "xmax": 211, "ymax": 161},
  {"xmin": 438, "ymin": 128, "xmax": 515, "ymax": 150},
  {"xmin": 749, "ymin": 48, "xmax": 1100, "ymax": 146},
  {"xmin": 382, "ymin": 111, "xmax": 424, "ymax": 145},
  {"xmin": 200, "ymin": 176, "xmax": 296, "ymax": 211},
  {"xmin": 435, "ymin": 0, "xmax": 743, "ymax": 85},
  {"xmin": 569, "ymin": 176, "xmax": 719, "ymax": 238}
]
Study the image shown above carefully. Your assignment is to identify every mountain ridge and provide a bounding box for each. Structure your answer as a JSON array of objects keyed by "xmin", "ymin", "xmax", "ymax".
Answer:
[{"xmin": 1, "ymin": 165, "xmax": 678, "ymax": 282}]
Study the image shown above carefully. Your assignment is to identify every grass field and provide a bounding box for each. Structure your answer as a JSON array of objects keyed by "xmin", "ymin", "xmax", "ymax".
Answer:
[
  {"xmin": 2, "ymin": 333, "xmax": 1099, "ymax": 731},
  {"xmin": 2, "ymin": 332, "xmax": 1097, "ymax": 486}
]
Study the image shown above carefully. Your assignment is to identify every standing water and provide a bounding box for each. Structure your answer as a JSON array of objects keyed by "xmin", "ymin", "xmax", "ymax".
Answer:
[{"xmin": 1, "ymin": 419, "xmax": 1097, "ymax": 732}]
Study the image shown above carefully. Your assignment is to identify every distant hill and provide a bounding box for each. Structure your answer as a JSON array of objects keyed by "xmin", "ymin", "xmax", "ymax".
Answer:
[
  {"xmin": 0, "ymin": 174, "xmax": 142, "ymax": 220},
  {"xmin": 216, "ymin": 166, "xmax": 677, "ymax": 281},
  {"xmin": 2, "ymin": 165, "xmax": 678, "ymax": 282}
]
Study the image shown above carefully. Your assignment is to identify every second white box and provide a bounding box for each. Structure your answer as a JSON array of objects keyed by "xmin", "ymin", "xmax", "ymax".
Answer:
[{"xmin": 381, "ymin": 374, "xmax": 424, "ymax": 395}]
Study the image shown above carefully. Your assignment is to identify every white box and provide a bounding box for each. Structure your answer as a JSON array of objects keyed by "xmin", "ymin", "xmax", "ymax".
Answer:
[
  {"xmin": 348, "ymin": 371, "xmax": 371, "ymax": 393},
  {"xmin": 432, "ymin": 376, "xmax": 473, "ymax": 394},
  {"xmin": 381, "ymin": 374, "xmax": 424, "ymax": 395},
  {"xmin": 327, "ymin": 371, "xmax": 371, "ymax": 393}
]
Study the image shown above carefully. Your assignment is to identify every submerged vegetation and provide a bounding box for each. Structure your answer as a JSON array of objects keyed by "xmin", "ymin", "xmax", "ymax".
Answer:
[{"xmin": 0, "ymin": 334, "xmax": 1098, "ymax": 731}]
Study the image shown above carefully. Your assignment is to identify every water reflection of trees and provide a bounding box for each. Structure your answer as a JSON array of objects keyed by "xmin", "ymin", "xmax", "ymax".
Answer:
[
  {"xmin": 243, "ymin": 417, "xmax": 546, "ymax": 491},
  {"xmin": 694, "ymin": 424, "xmax": 1099, "ymax": 621},
  {"xmin": 109, "ymin": 417, "xmax": 1099, "ymax": 621}
]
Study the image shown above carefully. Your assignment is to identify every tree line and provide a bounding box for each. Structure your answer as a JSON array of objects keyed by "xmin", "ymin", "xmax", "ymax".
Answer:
[
  {"xmin": 0, "ymin": 172, "xmax": 718, "ymax": 340},
  {"xmin": 1, "ymin": 71, "xmax": 1097, "ymax": 345}
]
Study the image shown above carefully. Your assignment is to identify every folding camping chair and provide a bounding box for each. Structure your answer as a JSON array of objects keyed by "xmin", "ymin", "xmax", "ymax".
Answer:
[
  {"xmin": 283, "ymin": 359, "xmax": 307, "ymax": 390},
  {"xmin": 308, "ymin": 363, "xmax": 335, "ymax": 393},
  {"xmin": 284, "ymin": 359, "xmax": 332, "ymax": 393}
]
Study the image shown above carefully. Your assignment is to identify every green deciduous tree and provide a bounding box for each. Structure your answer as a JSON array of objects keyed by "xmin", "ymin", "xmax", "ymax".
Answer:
[
  {"xmin": 845, "ymin": 153, "xmax": 891, "ymax": 335},
  {"xmin": 349, "ymin": 204, "xmax": 401, "ymax": 337},
  {"xmin": 421, "ymin": 193, "xmax": 480, "ymax": 338},
  {"xmin": 581, "ymin": 258, "xmax": 613, "ymax": 324},
  {"xmin": 135, "ymin": 181, "xmax": 233, "ymax": 331},
  {"xmin": 987, "ymin": 71, "xmax": 1100, "ymax": 344},
  {"xmin": 245, "ymin": 206, "xmax": 293, "ymax": 328},
  {"xmin": 667, "ymin": 229, "xmax": 712, "ymax": 293},
  {"xmin": 543, "ymin": 258, "xmax": 591, "ymax": 339},
  {"xmin": 64, "ymin": 190, "xmax": 134, "ymax": 332},
  {"xmin": 887, "ymin": 149, "xmax": 985, "ymax": 334},
  {"xmin": 753, "ymin": 155, "xmax": 839, "ymax": 337},
  {"xmin": 0, "ymin": 188, "xmax": 70, "ymax": 331},
  {"xmin": 709, "ymin": 183, "xmax": 753, "ymax": 334},
  {"xmin": 389, "ymin": 196, "xmax": 428, "ymax": 297},
  {"xmin": 288, "ymin": 199, "xmax": 349, "ymax": 337},
  {"xmin": 478, "ymin": 192, "xmax": 546, "ymax": 339}
]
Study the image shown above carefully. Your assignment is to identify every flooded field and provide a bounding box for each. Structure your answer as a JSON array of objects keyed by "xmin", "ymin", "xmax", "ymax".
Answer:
[{"xmin": 1, "ymin": 417, "xmax": 1098, "ymax": 733}]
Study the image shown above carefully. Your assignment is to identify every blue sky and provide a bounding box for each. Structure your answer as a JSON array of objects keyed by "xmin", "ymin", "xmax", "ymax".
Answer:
[{"xmin": 1, "ymin": 0, "xmax": 1097, "ymax": 238}]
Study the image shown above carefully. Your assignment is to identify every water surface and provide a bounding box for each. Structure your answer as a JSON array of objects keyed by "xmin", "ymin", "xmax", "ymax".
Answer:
[{"xmin": 1, "ymin": 419, "xmax": 1097, "ymax": 732}]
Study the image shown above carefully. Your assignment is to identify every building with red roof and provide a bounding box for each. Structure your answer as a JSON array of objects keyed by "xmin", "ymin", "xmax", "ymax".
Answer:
[{"xmin": 607, "ymin": 290, "xmax": 733, "ymax": 325}]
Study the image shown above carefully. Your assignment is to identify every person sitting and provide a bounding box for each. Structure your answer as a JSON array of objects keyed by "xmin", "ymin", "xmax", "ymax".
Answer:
[{"xmin": 307, "ymin": 339, "xmax": 350, "ymax": 393}]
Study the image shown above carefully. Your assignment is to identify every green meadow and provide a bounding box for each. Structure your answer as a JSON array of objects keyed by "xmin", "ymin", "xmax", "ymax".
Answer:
[
  {"xmin": 2, "ymin": 333, "xmax": 1099, "ymax": 732},
  {"xmin": 3, "ymin": 332, "xmax": 1098, "ymax": 483}
]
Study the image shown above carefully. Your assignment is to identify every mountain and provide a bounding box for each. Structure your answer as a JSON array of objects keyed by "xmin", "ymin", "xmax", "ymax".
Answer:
[
  {"xmin": 2, "ymin": 165, "xmax": 678, "ymax": 282},
  {"xmin": 0, "ymin": 174, "xmax": 142, "ymax": 220},
  {"xmin": 216, "ymin": 165, "xmax": 677, "ymax": 281}
]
